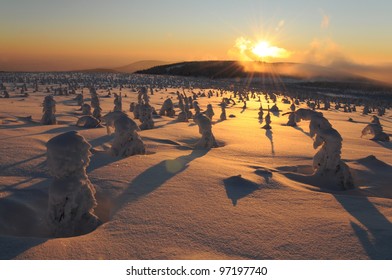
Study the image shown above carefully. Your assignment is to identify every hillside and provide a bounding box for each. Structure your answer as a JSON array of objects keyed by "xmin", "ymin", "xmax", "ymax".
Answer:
[
  {"xmin": 136, "ymin": 60, "xmax": 392, "ymax": 95},
  {"xmin": 114, "ymin": 60, "xmax": 171, "ymax": 73},
  {"xmin": 136, "ymin": 60, "xmax": 365, "ymax": 80},
  {"xmin": 73, "ymin": 60, "xmax": 171, "ymax": 74}
]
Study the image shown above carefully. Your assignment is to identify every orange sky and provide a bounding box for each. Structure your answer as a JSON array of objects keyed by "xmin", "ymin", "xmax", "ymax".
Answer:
[{"xmin": 1, "ymin": 0, "xmax": 392, "ymax": 71}]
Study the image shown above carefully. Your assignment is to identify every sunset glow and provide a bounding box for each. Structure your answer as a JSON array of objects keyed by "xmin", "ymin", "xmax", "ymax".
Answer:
[
  {"xmin": 0, "ymin": 0, "xmax": 391, "ymax": 71},
  {"xmin": 231, "ymin": 37, "xmax": 291, "ymax": 62},
  {"xmin": 252, "ymin": 41, "xmax": 290, "ymax": 60}
]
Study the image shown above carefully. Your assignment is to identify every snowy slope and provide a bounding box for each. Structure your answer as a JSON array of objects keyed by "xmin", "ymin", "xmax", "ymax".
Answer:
[{"xmin": 0, "ymin": 78, "xmax": 391, "ymax": 260}]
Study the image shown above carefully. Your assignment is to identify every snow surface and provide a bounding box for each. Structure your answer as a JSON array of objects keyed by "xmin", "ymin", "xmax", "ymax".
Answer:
[{"xmin": 0, "ymin": 76, "xmax": 392, "ymax": 259}]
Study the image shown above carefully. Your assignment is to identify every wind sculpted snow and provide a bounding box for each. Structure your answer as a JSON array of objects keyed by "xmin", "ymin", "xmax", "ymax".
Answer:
[{"xmin": 0, "ymin": 73, "xmax": 391, "ymax": 259}]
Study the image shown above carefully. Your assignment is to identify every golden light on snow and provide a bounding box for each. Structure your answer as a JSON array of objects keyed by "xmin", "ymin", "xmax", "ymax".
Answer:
[{"xmin": 165, "ymin": 159, "xmax": 185, "ymax": 173}]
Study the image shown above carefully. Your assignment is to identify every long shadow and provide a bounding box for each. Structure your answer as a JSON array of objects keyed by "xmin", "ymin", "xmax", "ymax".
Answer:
[
  {"xmin": 265, "ymin": 129, "xmax": 275, "ymax": 155},
  {"xmin": 333, "ymin": 155, "xmax": 392, "ymax": 259},
  {"xmin": 0, "ymin": 236, "xmax": 47, "ymax": 259},
  {"xmin": 111, "ymin": 149, "xmax": 209, "ymax": 215},
  {"xmin": 334, "ymin": 194, "xmax": 392, "ymax": 259},
  {"xmin": 37, "ymin": 126, "xmax": 82, "ymax": 135},
  {"xmin": 293, "ymin": 125, "xmax": 311, "ymax": 137},
  {"xmin": 0, "ymin": 125, "xmax": 82, "ymax": 141},
  {"xmin": 166, "ymin": 119, "xmax": 179, "ymax": 125},
  {"xmin": 86, "ymin": 151, "xmax": 123, "ymax": 173},
  {"xmin": 0, "ymin": 178, "xmax": 50, "ymax": 259},
  {"xmin": 88, "ymin": 134, "xmax": 113, "ymax": 148},
  {"xmin": 223, "ymin": 175, "xmax": 260, "ymax": 206},
  {"xmin": 142, "ymin": 136, "xmax": 182, "ymax": 146},
  {"xmin": 0, "ymin": 115, "xmax": 40, "ymax": 130},
  {"xmin": 0, "ymin": 122, "xmax": 40, "ymax": 130},
  {"xmin": 0, "ymin": 153, "xmax": 46, "ymax": 173},
  {"xmin": 355, "ymin": 155, "xmax": 392, "ymax": 171},
  {"xmin": 254, "ymin": 169, "xmax": 273, "ymax": 183},
  {"xmin": 372, "ymin": 140, "xmax": 392, "ymax": 151}
]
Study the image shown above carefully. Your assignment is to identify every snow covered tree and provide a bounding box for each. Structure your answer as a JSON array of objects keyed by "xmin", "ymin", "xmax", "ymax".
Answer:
[
  {"xmin": 139, "ymin": 103, "xmax": 154, "ymax": 130},
  {"xmin": 46, "ymin": 131, "xmax": 100, "ymax": 237},
  {"xmin": 159, "ymin": 98, "xmax": 175, "ymax": 117},
  {"xmin": 290, "ymin": 102, "xmax": 296, "ymax": 112},
  {"xmin": 193, "ymin": 101, "xmax": 201, "ymax": 117},
  {"xmin": 41, "ymin": 95, "xmax": 57, "ymax": 125},
  {"xmin": 76, "ymin": 115, "xmax": 101, "ymax": 128},
  {"xmin": 194, "ymin": 114, "xmax": 218, "ymax": 148},
  {"xmin": 81, "ymin": 103, "xmax": 92, "ymax": 115},
  {"xmin": 93, "ymin": 107, "xmax": 102, "ymax": 120},
  {"xmin": 220, "ymin": 102, "xmax": 227, "ymax": 121},
  {"xmin": 286, "ymin": 112, "xmax": 297, "ymax": 127},
  {"xmin": 113, "ymin": 93, "xmax": 122, "ymax": 112},
  {"xmin": 258, "ymin": 104, "xmax": 264, "ymax": 120},
  {"xmin": 205, "ymin": 104, "xmax": 214, "ymax": 120},
  {"xmin": 177, "ymin": 93, "xmax": 192, "ymax": 122},
  {"xmin": 262, "ymin": 108, "xmax": 271, "ymax": 129},
  {"xmin": 362, "ymin": 104, "xmax": 370, "ymax": 115},
  {"xmin": 75, "ymin": 93, "xmax": 84, "ymax": 106},
  {"xmin": 361, "ymin": 116, "xmax": 390, "ymax": 142},
  {"xmin": 111, "ymin": 114, "xmax": 145, "ymax": 157},
  {"xmin": 294, "ymin": 108, "xmax": 354, "ymax": 189},
  {"xmin": 90, "ymin": 87, "xmax": 102, "ymax": 120},
  {"xmin": 102, "ymin": 111, "xmax": 139, "ymax": 135}
]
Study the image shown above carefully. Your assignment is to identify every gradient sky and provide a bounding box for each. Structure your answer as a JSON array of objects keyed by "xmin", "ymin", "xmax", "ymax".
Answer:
[{"xmin": 1, "ymin": 0, "xmax": 392, "ymax": 71}]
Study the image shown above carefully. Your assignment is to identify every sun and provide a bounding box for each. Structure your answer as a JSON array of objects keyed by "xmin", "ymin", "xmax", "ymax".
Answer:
[
  {"xmin": 252, "ymin": 41, "xmax": 281, "ymax": 59},
  {"xmin": 232, "ymin": 37, "xmax": 291, "ymax": 62}
]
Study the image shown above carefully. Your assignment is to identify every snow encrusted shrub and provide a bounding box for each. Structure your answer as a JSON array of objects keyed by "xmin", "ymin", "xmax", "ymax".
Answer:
[
  {"xmin": 177, "ymin": 92, "xmax": 192, "ymax": 122},
  {"xmin": 220, "ymin": 102, "xmax": 227, "ymax": 121},
  {"xmin": 294, "ymin": 108, "xmax": 354, "ymax": 189},
  {"xmin": 111, "ymin": 113, "xmax": 145, "ymax": 157},
  {"xmin": 193, "ymin": 101, "xmax": 201, "ymax": 117},
  {"xmin": 258, "ymin": 104, "xmax": 264, "ymax": 120},
  {"xmin": 81, "ymin": 103, "xmax": 92, "ymax": 115},
  {"xmin": 285, "ymin": 112, "xmax": 297, "ymax": 127},
  {"xmin": 137, "ymin": 87, "xmax": 154, "ymax": 129},
  {"xmin": 205, "ymin": 104, "xmax": 215, "ymax": 120},
  {"xmin": 75, "ymin": 93, "xmax": 84, "ymax": 106},
  {"xmin": 90, "ymin": 87, "xmax": 102, "ymax": 120},
  {"xmin": 290, "ymin": 102, "xmax": 296, "ymax": 112},
  {"xmin": 41, "ymin": 95, "xmax": 57, "ymax": 125},
  {"xmin": 194, "ymin": 114, "xmax": 218, "ymax": 148},
  {"xmin": 76, "ymin": 115, "xmax": 101, "ymax": 128},
  {"xmin": 113, "ymin": 93, "xmax": 122, "ymax": 112},
  {"xmin": 93, "ymin": 106, "xmax": 102, "ymax": 120},
  {"xmin": 262, "ymin": 110, "xmax": 271, "ymax": 129},
  {"xmin": 159, "ymin": 98, "xmax": 175, "ymax": 117},
  {"xmin": 102, "ymin": 111, "xmax": 139, "ymax": 135},
  {"xmin": 46, "ymin": 131, "xmax": 100, "ymax": 237},
  {"xmin": 139, "ymin": 103, "xmax": 154, "ymax": 130},
  {"xmin": 361, "ymin": 116, "xmax": 390, "ymax": 142},
  {"xmin": 90, "ymin": 87, "xmax": 100, "ymax": 110}
]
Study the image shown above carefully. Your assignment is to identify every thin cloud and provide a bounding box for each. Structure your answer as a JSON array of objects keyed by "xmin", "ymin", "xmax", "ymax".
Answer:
[
  {"xmin": 321, "ymin": 15, "xmax": 330, "ymax": 29},
  {"xmin": 276, "ymin": 20, "xmax": 285, "ymax": 31},
  {"xmin": 302, "ymin": 37, "xmax": 345, "ymax": 65}
]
